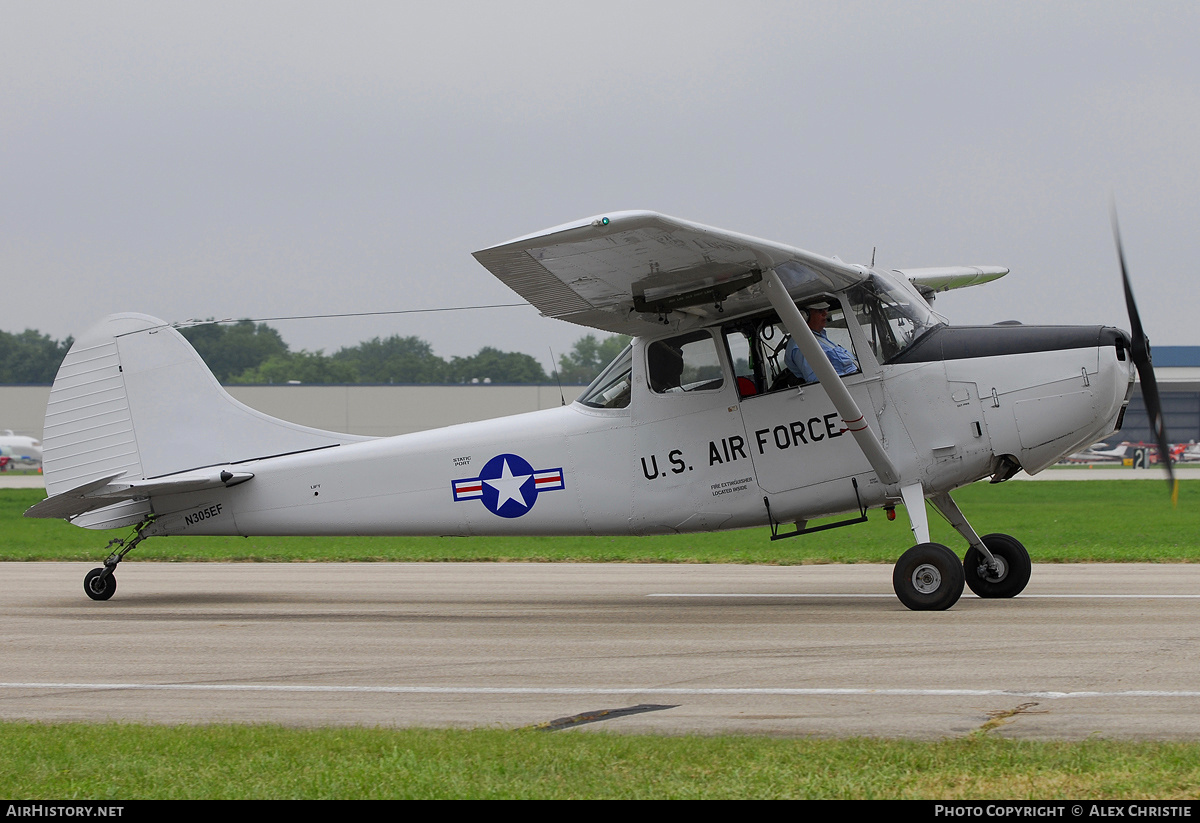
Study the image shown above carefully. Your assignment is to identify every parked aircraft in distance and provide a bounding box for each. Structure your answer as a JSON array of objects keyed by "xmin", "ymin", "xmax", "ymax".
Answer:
[
  {"xmin": 0, "ymin": 430, "xmax": 42, "ymax": 470},
  {"xmin": 1175, "ymin": 442, "xmax": 1200, "ymax": 463},
  {"xmin": 1064, "ymin": 442, "xmax": 1135, "ymax": 463}
]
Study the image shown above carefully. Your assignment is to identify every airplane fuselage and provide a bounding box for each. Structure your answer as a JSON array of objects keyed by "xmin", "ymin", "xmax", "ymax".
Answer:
[{"xmin": 141, "ymin": 324, "xmax": 1133, "ymax": 541}]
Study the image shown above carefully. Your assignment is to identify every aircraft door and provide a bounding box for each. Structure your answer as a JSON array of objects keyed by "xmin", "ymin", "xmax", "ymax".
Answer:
[
  {"xmin": 724, "ymin": 311, "xmax": 873, "ymax": 494},
  {"xmin": 629, "ymin": 330, "xmax": 754, "ymax": 534}
]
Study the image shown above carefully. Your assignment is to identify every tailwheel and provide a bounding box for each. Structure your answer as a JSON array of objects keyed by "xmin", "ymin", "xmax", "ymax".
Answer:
[
  {"xmin": 893, "ymin": 542, "xmax": 965, "ymax": 611},
  {"xmin": 964, "ymin": 533, "xmax": 1031, "ymax": 599},
  {"xmin": 81, "ymin": 517, "xmax": 155, "ymax": 601},
  {"xmin": 84, "ymin": 568, "xmax": 116, "ymax": 601}
]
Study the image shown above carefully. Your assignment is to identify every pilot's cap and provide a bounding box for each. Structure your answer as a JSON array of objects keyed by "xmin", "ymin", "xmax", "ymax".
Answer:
[{"xmin": 805, "ymin": 300, "xmax": 833, "ymax": 312}]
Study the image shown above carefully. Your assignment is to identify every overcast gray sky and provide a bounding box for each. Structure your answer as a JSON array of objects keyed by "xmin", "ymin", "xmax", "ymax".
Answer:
[{"xmin": 3, "ymin": 1, "xmax": 1196, "ymax": 369}]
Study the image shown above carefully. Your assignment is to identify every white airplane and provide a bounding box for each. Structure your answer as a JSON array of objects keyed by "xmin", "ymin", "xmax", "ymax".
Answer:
[
  {"xmin": 1064, "ymin": 442, "xmax": 1134, "ymax": 463},
  {"xmin": 0, "ymin": 430, "xmax": 42, "ymax": 470},
  {"xmin": 26, "ymin": 211, "xmax": 1172, "ymax": 610}
]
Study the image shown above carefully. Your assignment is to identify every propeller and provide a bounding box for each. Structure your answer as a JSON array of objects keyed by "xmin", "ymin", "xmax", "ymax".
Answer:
[{"xmin": 1112, "ymin": 209, "xmax": 1177, "ymax": 504}]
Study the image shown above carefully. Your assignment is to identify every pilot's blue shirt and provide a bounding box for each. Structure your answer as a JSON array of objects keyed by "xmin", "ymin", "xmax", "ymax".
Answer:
[{"xmin": 785, "ymin": 332, "xmax": 858, "ymax": 384}]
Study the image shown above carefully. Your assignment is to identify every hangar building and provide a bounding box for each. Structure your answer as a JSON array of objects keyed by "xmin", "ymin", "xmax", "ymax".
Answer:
[{"xmin": 1113, "ymin": 346, "xmax": 1200, "ymax": 445}]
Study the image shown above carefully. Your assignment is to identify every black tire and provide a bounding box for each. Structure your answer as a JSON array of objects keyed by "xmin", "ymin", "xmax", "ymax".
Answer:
[
  {"xmin": 893, "ymin": 542, "xmax": 964, "ymax": 611},
  {"xmin": 84, "ymin": 568, "xmax": 116, "ymax": 601},
  {"xmin": 963, "ymin": 533, "xmax": 1031, "ymax": 599}
]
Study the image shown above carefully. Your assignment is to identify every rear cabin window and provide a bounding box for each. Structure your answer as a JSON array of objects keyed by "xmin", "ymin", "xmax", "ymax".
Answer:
[{"xmin": 647, "ymin": 331, "xmax": 724, "ymax": 394}]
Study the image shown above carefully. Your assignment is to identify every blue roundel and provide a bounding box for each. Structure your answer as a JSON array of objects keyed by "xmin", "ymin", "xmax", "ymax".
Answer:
[
  {"xmin": 451, "ymin": 453, "xmax": 566, "ymax": 519},
  {"xmin": 478, "ymin": 453, "xmax": 537, "ymax": 518}
]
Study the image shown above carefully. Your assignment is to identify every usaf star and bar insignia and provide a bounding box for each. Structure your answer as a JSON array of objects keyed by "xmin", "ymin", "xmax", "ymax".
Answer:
[{"xmin": 452, "ymin": 453, "xmax": 565, "ymax": 518}]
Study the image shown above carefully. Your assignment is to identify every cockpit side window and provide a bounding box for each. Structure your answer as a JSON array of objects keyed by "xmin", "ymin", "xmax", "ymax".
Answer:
[
  {"xmin": 783, "ymin": 302, "xmax": 859, "ymax": 385},
  {"xmin": 722, "ymin": 301, "xmax": 860, "ymax": 396},
  {"xmin": 723, "ymin": 315, "xmax": 794, "ymax": 395}
]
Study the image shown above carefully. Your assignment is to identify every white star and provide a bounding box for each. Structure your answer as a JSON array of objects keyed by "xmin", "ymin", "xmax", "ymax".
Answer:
[{"xmin": 485, "ymin": 459, "xmax": 533, "ymax": 510}]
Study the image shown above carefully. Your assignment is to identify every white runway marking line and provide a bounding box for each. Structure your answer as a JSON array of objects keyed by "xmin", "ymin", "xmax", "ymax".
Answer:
[
  {"xmin": 647, "ymin": 593, "xmax": 1200, "ymax": 599},
  {"xmin": 648, "ymin": 597, "xmax": 902, "ymax": 602},
  {"xmin": 5, "ymin": 683, "xmax": 1200, "ymax": 699}
]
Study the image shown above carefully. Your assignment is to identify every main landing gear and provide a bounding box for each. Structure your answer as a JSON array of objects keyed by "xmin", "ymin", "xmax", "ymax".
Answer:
[
  {"xmin": 891, "ymin": 535, "xmax": 1032, "ymax": 611},
  {"xmin": 83, "ymin": 518, "xmax": 154, "ymax": 601},
  {"xmin": 891, "ymin": 486, "xmax": 1032, "ymax": 611}
]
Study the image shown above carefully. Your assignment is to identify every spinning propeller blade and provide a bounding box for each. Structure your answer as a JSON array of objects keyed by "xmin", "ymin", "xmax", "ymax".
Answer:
[{"xmin": 1112, "ymin": 211, "xmax": 1177, "ymax": 503}]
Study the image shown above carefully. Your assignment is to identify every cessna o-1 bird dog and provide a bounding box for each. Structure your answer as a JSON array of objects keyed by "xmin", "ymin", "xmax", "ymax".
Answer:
[{"xmin": 27, "ymin": 211, "xmax": 1173, "ymax": 610}]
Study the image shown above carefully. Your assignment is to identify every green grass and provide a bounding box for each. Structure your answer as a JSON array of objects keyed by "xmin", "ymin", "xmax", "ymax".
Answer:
[
  {"xmin": 4, "ymin": 480, "xmax": 1197, "ymax": 563},
  {"xmin": 4, "ymin": 723, "xmax": 1200, "ymax": 799},
  {"xmin": 6, "ymin": 481, "xmax": 1200, "ymax": 799}
]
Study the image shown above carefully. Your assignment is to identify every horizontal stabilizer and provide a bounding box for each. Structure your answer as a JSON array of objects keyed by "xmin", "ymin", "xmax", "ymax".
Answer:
[
  {"xmin": 26, "ymin": 467, "xmax": 255, "ymax": 521},
  {"xmin": 24, "ymin": 473, "xmax": 127, "ymax": 520}
]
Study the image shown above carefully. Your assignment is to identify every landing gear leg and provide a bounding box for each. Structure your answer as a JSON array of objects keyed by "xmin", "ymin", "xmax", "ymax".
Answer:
[
  {"xmin": 899, "ymin": 482, "xmax": 931, "ymax": 544},
  {"xmin": 83, "ymin": 518, "xmax": 155, "ymax": 601}
]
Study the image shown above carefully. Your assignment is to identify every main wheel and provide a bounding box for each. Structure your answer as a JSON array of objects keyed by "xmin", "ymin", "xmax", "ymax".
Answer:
[
  {"xmin": 84, "ymin": 568, "xmax": 116, "ymax": 601},
  {"xmin": 963, "ymin": 533, "xmax": 1031, "ymax": 599},
  {"xmin": 893, "ymin": 543, "xmax": 964, "ymax": 611}
]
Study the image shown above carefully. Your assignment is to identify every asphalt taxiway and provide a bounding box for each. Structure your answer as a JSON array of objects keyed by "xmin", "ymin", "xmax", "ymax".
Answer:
[{"xmin": 3, "ymin": 562, "xmax": 1199, "ymax": 739}]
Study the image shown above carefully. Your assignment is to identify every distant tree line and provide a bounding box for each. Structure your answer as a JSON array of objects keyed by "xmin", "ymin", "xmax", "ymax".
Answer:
[
  {"xmin": 554, "ymin": 333, "xmax": 630, "ymax": 384},
  {"xmin": 0, "ymin": 330, "xmax": 74, "ymax": 384},
  {"xmin": 0, "ymin": 322, "xmax": 629, "ymax": 386}
]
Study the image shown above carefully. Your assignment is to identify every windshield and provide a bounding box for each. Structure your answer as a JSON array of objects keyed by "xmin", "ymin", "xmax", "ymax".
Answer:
[
  {"xmin": 847, "ymin": 273, "xmax": 943, "ymax": 362},
  {"xmin": 578, "ymin": 343, "xmax": 633, "ymax": 409}
]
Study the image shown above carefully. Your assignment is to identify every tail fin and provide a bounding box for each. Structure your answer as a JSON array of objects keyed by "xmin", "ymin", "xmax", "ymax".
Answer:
[{"xmin": 41, "ymin": 313, "xmax": 368, "ymax": 528}]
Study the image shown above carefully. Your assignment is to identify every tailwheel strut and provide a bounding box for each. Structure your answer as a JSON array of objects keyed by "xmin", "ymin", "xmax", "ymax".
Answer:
[{"xmin": 84, "ymin": 517, "xmax": 155, "ymax": 601}]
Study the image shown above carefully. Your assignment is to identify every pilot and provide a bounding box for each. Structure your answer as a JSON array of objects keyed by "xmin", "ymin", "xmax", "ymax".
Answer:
[{"xmin": 784, "ymin": 300, "xmax": 858, "ymax": 384}]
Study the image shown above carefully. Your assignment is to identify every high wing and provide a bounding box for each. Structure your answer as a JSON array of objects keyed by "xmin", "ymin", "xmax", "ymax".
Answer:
[
  {"xmin": 900, "ymin": 266, "xmax": 1009, "ymax": 299},
  {"xmin": 473, "ymin": 210, "xmax": 872, "ymax": 335}
]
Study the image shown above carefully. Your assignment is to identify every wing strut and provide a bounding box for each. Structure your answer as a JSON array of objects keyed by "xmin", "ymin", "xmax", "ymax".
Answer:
[{"xmin": 762, "ymin": 269, "xmax": 900, "ymax": 486}]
